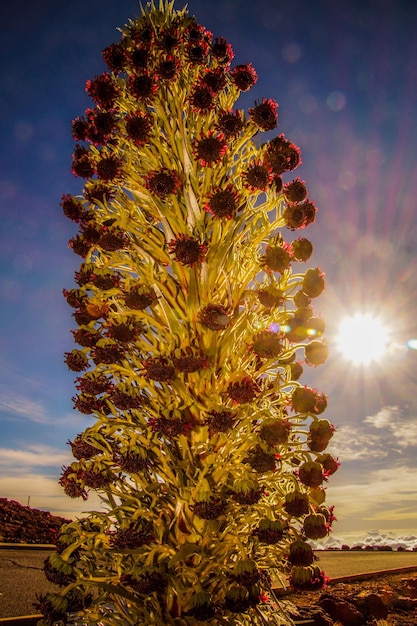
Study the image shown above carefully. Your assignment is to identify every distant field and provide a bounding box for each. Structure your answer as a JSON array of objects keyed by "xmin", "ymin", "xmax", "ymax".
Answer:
[{"xmin": 316, "ymin": 549, "xmax": 417, "ymax": 580}]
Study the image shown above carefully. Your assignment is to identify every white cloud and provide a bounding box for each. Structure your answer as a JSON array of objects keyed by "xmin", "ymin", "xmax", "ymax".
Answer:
[
  {"xmin": 365, "ymin": 405, "xmax": 402, "ymax": 428},
  {"xmin": 328, "ymin": 424, "xmax": 389, "ymax": 460},
  {"xmin": 364, "ymin": 405, "xmax": 417, "ymax": 449},
  {"xmin": 0, "ymin": 390, "xmax": 51, "ymax": 423},
  {"xmin": 327, "ymin": 465, "xmax": 417, "ymax": 531},
  {"xmin": 0, "ymin": 445, "xmax": 69, "ymax": 471},
  {"xmin": 0, "ymin": 442, "xmax": 105, "ymax": 520},
  {"xmin": 0, "ymin": 358, "xmax": 77, "ymax": 426},
  {"xmin": 0, "ymin": 474, "xmax": 103, "ymax": 520}
]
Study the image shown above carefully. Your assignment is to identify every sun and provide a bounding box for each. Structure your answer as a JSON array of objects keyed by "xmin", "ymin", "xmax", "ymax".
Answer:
[{"xmin": 336, "ymin": 313, "xmax": 389, "ymax": 365}]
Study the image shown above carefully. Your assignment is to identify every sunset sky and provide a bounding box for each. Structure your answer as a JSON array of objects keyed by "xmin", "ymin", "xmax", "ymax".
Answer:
[{"xmin": 1, "ymin": 0, "xmax": 417, "ymax": 544}]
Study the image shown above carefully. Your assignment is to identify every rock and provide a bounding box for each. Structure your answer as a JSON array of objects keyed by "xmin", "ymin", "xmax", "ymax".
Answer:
[
  {"xmin": 399, "ymin": 578, "xmax": 417, "ymax": 598},
  {"xmin": 319, "ymin": 594, "xmax": 364, "ymax": 626},
  {"xmin": 398, "ymin": 583, "xmax": 417, "ymax": 598},
  {"xmin": 355, "ymin": 592, "xmax": 388, "ymax": 620},
  {"xmin": 309, "ymin": 607, "xmax": 334, "ymax": 626},
  {"xmin": 291, "ymin": 605, "xmax": 334, "ymax": 626},
  {"xmin": 392, "ymin": 596, "xmax": 417, "ymax": 610}
]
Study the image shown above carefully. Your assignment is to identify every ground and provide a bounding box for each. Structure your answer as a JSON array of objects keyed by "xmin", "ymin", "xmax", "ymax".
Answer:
[{"xmin": 284, "ymin": 572, "xmax": 417, "ymax": 625}]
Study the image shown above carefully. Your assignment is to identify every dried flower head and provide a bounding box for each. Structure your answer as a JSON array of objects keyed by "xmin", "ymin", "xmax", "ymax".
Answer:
[
  {"xmin": 143, "ymin": 356, "xmax": 175, "ymax": 381},
  {"xmin": 289, "ymin": 540, "xmax": 315, "ymax": 566},
  {"xmin": 149, "ymin": 415, "xmax": 191, "ymax": 438},
  {"xmin": 249, "ymin": 98, "xmax": 278, "ymax": 131},
  {"xmin": 298, "ymin": 461, "xmax": 324, "ymax": 488},
  {"xmin": 145, "ymin": 168, "xmax": 182, "ymax": 198},
  {"xmin": 186, "ymin": 41, "xmax": 209, "ymax": 65},
  {"xmin": 193, "ymin": 497, "xmax": 227, "ymax": 520},
  {"xmin": 64, "ymin": 350, "xmax": 89, "ymax": 372},
  {"xmin": 199, "ymin": 304, "xmax": 230, "ymax": 330},
  {"xmin": 292, "ymin": 237, "xmax": 313, "ymax": 261},
  {"xmin": 43, "ymin": 558, "xmax": 76, "ymax": 587},
  {"xmin": 211, "ymin": 37, "xmax": 234, "ymax": 65},
  {"xmin": 68, "ymin": 435, "xmax": 101, "ymax": 460},
  {"xmin": 283, "ymin": 200, "xmax": 317, "ymax": 230},
  {"xmin": 302, "ymin": 267, "xmax": 325, "ymax": 298},
  {"xmin": 229, "ymin": 63, "xmax": 258, "ymax": 91},
  {"xmin": 257, "ymin": 286, "xmax": 284, "ymax": 309},
  {"xmin": 158, "ymin": 27, "xmax": 182, "ymax": 52},
  {"xmin": 168, "ymin": 235, "xmax": 207, "ymax": 266},
  {"xmin": 84, "ymin": 180, "xmax": 115, "ymax": 205},
  {"xmin": 253, "ymin": 518, "xmax": 285, "ymax": 544},
  {"xmin": 106, "ymin": 320, "xmax": 142, "ymax": 342},
  {"xmin": 205, "ymin": 409, "xmax": 236, "ymax": 433},
  {"xmin": 125, "ymin": 112, "xmax": 152, "ymax": 145},
  {"xmin": 227, "ymin": 377, "xmax": 259, "ymax": 404},
  {"xmin": 252, "ymin": 331, "xmax": 283, "ymax": 359},
  {"xmin": 157, "ymin": 56, "xmax": 180, "ymax": 80},
  {"xmin": 72, "ymin": 145, "xmax": 94, "ymax": 179},
  {"xmin": 130, "ymin": 47, "xmax": 150, "ymax": 69},
  {"xmin": 71, "ymin": 116, "xmax": 89, "ymax": 141},
  {"xmin": 71, "ymin": 328, "xmax": 100, "ymax": 348},
  {"xmin": 124, "ymin": 285, "xmax": 157, "ymax": 310},
  {"xmin": 243, "ymin": 162, "xmax": 273, "ymax": 191},
  {"xmin": 193, "ymin": 132, "xmax": 227, "ymax": 166},
  {"xmin": 259, "ymin": 419, "xmax": 291, "ymax": 445},
  {"xmin": 96, "ymin": 156, "xmax": 123, "ymax": 181},
  {"xmin": 129, "ymin": 73, "xmax": 156, "ymax": 101},
  {"xmin": 201, "ymin": 67, "xmax": 226, "ymax": 93},
  {"xmin": 84, "ymin": 108, "xmax": 118, "ymax": 145},
  {"xmin": 264, "ymin": 134, "xmax": 302, "ymax": 174},
  {"xmin": 304, "ymin": 341, "xmax": 329, "ymax": 366},
  {"xmin": 283, "ymin": 491, "xmax": 310, "ymax": 517},
  {"xmin": 284, "ymin": 178, "xmax": 308, "ymax": 203},
  {"xmin": 92, "ymin": 342, "xmax": 124, "ymax": 365},
  {"xmin": 75, "ymin": 373, "xmax": 111, "ymax": 395},
  {"xmin": 171, "ymin": 346, "xmax": 207, "ymax": 373},
  {"xmin": 110, "ymin": 522, "xmax": 154, "ymax": 549},
  {"xmin": 215, "ymin": 109, "xmax": 245, "ymax": 138},
  {"xmin": 246, "ymin": 447, "xmax": 276, "ymax": 473},
  {"xmin": 189, "ymin": 84, "xmax": 216, "ymax": 113},
  {"xmin": 102, "ymin": 42, "xmax": 126, "ymax": 73},
  {"xmin": 261, "ymin": 242, "xmax": 293, "ymax": 273},
  {"xmin": 204, "ymin": 185, "xmax": 240, "ymax": 219},
  {"xmin": 110, "ymin": 387, "xmax": 144, "ymax": 410},
  {"xmin": 61, "ymin": 194, "xmax": 85, "ymax": 222},
  {"xmin": 59, "ymin": 466, "xmax": 88, "ymax": 500},
  {"xmin": 85, "ymin": 73, "xmax": 120, "ymax": 109}
]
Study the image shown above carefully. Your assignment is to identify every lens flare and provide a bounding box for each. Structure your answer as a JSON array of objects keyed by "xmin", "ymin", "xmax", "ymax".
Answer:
[{"xmin": 336, "ymin": 313, "xmax": 389, "ymax": 366}]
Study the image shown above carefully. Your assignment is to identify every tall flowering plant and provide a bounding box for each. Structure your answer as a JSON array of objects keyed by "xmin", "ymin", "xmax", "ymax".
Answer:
[{"xmin": 39, "ymin": 1, "xmax": 337, "ymax": 624}]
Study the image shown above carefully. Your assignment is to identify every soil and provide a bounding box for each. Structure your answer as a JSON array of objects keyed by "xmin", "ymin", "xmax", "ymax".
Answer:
[{"xmin": 284, "ymin": 571, "xmax": 417, "ymax": 625}]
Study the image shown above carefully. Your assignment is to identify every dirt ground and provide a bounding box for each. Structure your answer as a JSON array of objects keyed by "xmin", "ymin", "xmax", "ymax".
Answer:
[{"xmin": 286, "ymin": 571, "xmax": 417, "ymax": 625}]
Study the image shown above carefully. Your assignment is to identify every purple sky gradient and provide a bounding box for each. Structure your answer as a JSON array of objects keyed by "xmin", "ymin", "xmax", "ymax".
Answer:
[{"xmin": 0, "ymin": 0, "xmax": 416, "ymax": 540}]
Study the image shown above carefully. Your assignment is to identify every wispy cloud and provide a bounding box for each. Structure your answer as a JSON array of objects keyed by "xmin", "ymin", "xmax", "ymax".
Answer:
[
  {"xmin": 365, "ymin": 405, "xmax": 403, "ymax": 428},
  {"xmin": 0, "ymin": 444, "xmax": 69, "ymax": 470},
  {"xmin": 328, "ymin": 424, "xmax": 390, "ymax": 460},
  {"xmin": 0, "ymin": 390, "xmax": 51, "ymax": 423},
  {"xmin": 0, "ymin": 357, "xmax": 77, "ymax": 426},
  {"xmin": 365, "ymin": 405, "xmax": 417, "ymax": 448},
  {"xmin": 0, "ymin": 473, "xmax": 103, "ymax": 519},
  {"xmin": 328, "ymin": 466, "xmax": 417, "ymax": 528}
]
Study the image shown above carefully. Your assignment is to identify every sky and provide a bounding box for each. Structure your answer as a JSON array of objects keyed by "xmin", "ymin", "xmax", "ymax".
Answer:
[{"xmin": 1, "ymin": 0, "xmax": 417, "ymax": 546}]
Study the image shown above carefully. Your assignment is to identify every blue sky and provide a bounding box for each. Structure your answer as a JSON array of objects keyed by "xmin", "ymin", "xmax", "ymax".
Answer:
[{"xmin": 1, "ymin": 0, "xmax": 417, "ymax": 542}]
